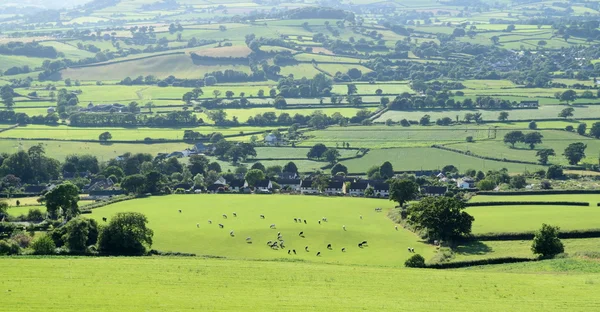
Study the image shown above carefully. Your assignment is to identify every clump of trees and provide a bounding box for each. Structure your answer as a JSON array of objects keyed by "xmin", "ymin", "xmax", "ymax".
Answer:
[
  {"xmin": 406, "ymin": 197, "xmax": 474, "ymax": 242},
  {"xmin": 531, "ymin": 224, "xmax": 564, "ymax": 259}
]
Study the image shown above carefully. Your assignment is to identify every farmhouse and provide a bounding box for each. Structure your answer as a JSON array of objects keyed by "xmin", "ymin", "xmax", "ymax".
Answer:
[
  {"xmin": 227, "ymin": 179, "xmax": 246, "ymax": 192},
  {"xmin": 23, "ymin": 184, "xmax": 55, "ymax": 195},
  {"xmin": 47, "ymin": 107, "xmax": 56, "ymax": 114},
  {"xmin": 300, "ymin": 179, "xmax": 318, "ymax": 194},
  {"xmin": 343, "ymin": 181, "xmax": 369, "ymax": 196},
  {"xmin": 264, "ymin": 133, "xmax": 281, "ymax": 146},
  {"xmin": 276, "ymin": 178, "xmax": 301, "ymax": 192},
  {"xmin": 324, "ymin": 181, "xmax": 344, "ymax": 195},
  {"xmin": 369, "ymin": 182, "xmax": 390, "ymax": 198},
  {"xmin": 249, "ymin": 179, "xmax": 273, "ymax": 193},
  {"xmin": 420, "ymin": 185, "xmax": 448, "ymax": 197},
  {"xmin": 457, "ymin": 178, "xmax": 475, "ymax": 189},
  {"xmin": 194, "ymin": 142, "xmax": 207, "ymax": 153},
  {"xmin": 207, "ymin": 177, "xmax": 228, "ymax": 193}
]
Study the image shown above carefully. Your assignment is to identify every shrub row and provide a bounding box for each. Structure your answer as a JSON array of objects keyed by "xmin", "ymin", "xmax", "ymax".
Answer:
[
  {"xmin": 424, "ymin": 257, "xmax": 535, "ymax": 269},
  {"xmin": 149, "ymin": 250, "xmax": 197, "ymax": 257},
  {"xmin": 466, "ymin": 228, "xmax": 600, "ymax": 241},
  {"xmin": 80, "ymin": 195, "xmax": 136, "ymax": 212},
  {"xmin": 478, "ymin": 190, "xmax": 600, "ymax": 195},
  {"xmin": 465, "ymin": 201, "xmax": 590, "ymax": 207}
]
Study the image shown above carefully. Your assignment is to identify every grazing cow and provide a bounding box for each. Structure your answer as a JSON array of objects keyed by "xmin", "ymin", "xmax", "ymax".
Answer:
[
  {"xmin": 316, "ymin": 252, "xmax": 321, "ymax": 256},
  {"xmin": 246, "ymin": 237, "xmax": 251, "ymax": 241},
  {"xmin": 233, "ymin": 212, "xmax": 237, "ymax": 217},
  {"xmin": 267, "ymin": 240, "xmax": 273, "ymax": 245},
  {"xmin": 322, "ymin": 217, "xmax": 328, "ymax": 222},
  {"xmin": 280, "ymin": 242, "xmax": 285, "ymax": 248},
  {"xmin": 395, "ymin": 225, "xmax": 398, "ymax": 231},
  {"xmin": 222, "ymin": 214, "xmax": 227, "ymax": 219},
  {"xmin": 305, "ymin": 246, "xmax": 309, "ymax": 252},
  {"xmin": 270, "ymin": 224, "xmax": 276, "ymax": 229},
  {"xmin": 208, "ymin": 220, "xmax": 212, "ymax": 224},
  {"xmin": 411, "ymin": 248, "xmax": 415, "ymax": 253},
  {"xmin": 229, "ymin": 230, "xmax": 234, "ymax": 236},
  {"xmin": 260, "ymin": 214, "xmax": 265, "ymax": 219},
  {"xmin": 196, "ymin": 223, "xmax": 199, "ymax": 228},
  {"xmin": 358, "ymin": 243, "xmax": 363, "ymax": 248},
  {"xmin": 342, "ymin": 248, "xmax": 346, "ymax": 252},
  {"xmin": 278, "ymin": 236, "xmax": 283, "ymax": 241},
  {"xmin": 361, "ymin": 241, "xmax": 368, "ymax": 245},
  {"xmin": 288, "ymin": 250, "xmax": 291, "ymax": 255},
  {"xmin": 271, "ymin": 242, "xmax": 278, "ymax": 249},
  {"xmin": 277, "ymin": 232, "xmax": 281, "ymax": 236},
  {"xmin": 299, "ymin": 231, "xmax": 304, "ymax": 236},
  {"xmin": 294, "ymin": 218, "xmax": 297, "ymax": 223},
  {"xmin": 318, "ymin": 220, "xmax": 321, "ymax": 225},
  {"xmin": 342, "ymin": 225, "xmax": 346, "ymax": 231},
  {"xmin": 218, "ymin": 224, "xmax": 224, "ymax": 228},
  {"xmin": 293, "ymin": 249, "xmax": 296, "ymax": 255},
  {"xmin": 102, "ymin": 217, "xmax": 107, "ymax": 222},
  {"xmin": 407, "ymin": 247, "xmax": 411, "ymax": 252},
  {"xmin": 327, "ymin": 243, "xmax": 332, "ymax": 249},
  {"xmin": 360, "ymin": 215, "xmax": 363, "ymax": 220},
  {"xmin": 179, "ymin": 210, "xmax": 182, "ymax": 213},
  {"xmin": 303, "ymin": 220, "xmax": 307, "ymax": 224}
]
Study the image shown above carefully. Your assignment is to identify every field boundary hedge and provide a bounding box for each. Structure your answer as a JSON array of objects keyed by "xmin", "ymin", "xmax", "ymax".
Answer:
[
  {"xmin": 478, "ymin": 190, "xmax": 600, "ymax": 195},
  {"xmin": 424, "ymin": 257, "xmax": 535, "ymax": 269},
  {"xmin": 68, "ymin": 52, "xmax": 186, "ymax": 69},
  {"xmin": 466, "ymin": 201, "xmax": 590, "ymax": 207},
  {"xmin": 465, "ymin": 228, "xmax": 600, "ymax": 241}
]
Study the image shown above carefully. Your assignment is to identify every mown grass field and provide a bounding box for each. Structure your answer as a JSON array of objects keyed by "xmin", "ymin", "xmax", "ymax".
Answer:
[
  {"xmin": 89, "ymin": 195, "xmax": 433, "ymax": 266},
  {"xmin": 2, "ymin": 257, "xmax": 599, "ymax": 311},
  {"xmin": 254, "ymin": 147, "xmax": 358, "ymax": 159},
  {"xmin": 470, "ymin": 194, "xmax": 600, "ymax": 205},
  {"xmin": 461, "ymin": 257, "xmax": 600, "ymax": 274},
  {"xmin": 340, "ymin": 147, "xmax": 541, "ymax": 173},
  {"xmin": 466, "ymin": 205, "xmax": 600, "ymax": 234}
]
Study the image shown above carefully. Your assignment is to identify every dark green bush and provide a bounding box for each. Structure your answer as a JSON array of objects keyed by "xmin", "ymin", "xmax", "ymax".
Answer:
[
  {"xmin": 424, "ymin": 257, "xmax": 534, "ymax": 269},
  {"xmin": 0, "ymin": 239, "xmax": 20, "ymax": 255},
  {"xmin": 30, "ymin": 234, "xmax": 56, "ymax": 255},
  {"xmin": 405, "ymin": 254, "xmax": 426, "ymax": 268}
]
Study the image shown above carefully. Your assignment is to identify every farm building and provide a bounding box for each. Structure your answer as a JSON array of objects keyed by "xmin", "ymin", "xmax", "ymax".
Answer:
[
  {"xmin": 264, "ymin": 133, "xmax": 282, "ymax": 146},
  {"xmin": 276, "ymin": 178, "xmax": 301, "ymax": 191},
  {"xmin": 369, "ymin": 182, "xmax": 390, "ymax": 198},
  {"xmin": 343, "ymin": 181, "xmax": 369, "ymax": 196},
  {"xmin": 300, "ymin": 179, "xmax": 318, "ymax": 195},
  {"xmin": 457, "ymin": 178, "xmax": 475, "ymax": 189},
  {"xmin": 324, "ymin": 181, "xmax": 344, "ymax": 195},
  {"xmin": 248, "ymin": 179, "xmax": 273, "ymax": 193},
  {"xmin": 420, "ymin": 186, "xmax": 448, "ymax": 197}
]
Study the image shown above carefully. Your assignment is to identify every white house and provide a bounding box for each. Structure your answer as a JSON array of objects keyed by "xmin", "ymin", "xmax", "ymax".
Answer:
[
  {"xmin": 47, "ymin": 107, "xmax": 56, "ymax": 114},
  {"xmin": 245, "ymin": 179, "xmax": 272, "ymax": 193},
  {"xmin": 369, "ymin": 182, "xmax": 390, "ymax": 198},
  {"xmin": 324, "ymin": 181, "xmax": 344, "ymax": 195},
  {"xmin": 264, "ymin": 133, "xmax": 279, "ymax": 146},
  {"xmin": 277, "ymin": 178, "xmax": 301, "ymax": 192},
  {"xmin": 457, "ymin": 178, "xmax": 475, "ymax": 189},
  {"xmin": 300, "ymin": 179, "xmax": 318, "ymax": 194},
  {"xmin": 343, "ymin": 181, "xmax": 368, "ymax": 196}
]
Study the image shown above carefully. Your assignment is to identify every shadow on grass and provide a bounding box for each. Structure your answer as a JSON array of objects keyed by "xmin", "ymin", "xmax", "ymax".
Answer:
[{"xmin": 454, "ymin": 241, "xmax": 493, "ymax": 256}]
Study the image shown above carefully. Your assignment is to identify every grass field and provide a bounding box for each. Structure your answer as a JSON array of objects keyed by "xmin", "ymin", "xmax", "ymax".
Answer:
[
  {"xmin": 89, "ymin": 195, "xmax": 434, "ymax": 266},
  {"xmin": 454, "ymin": 238, "xmax": 600, "ymax": 262},
  {"xmin": 2, "ymin": 257, "xmax": 600, "ymax": 311},
  {"xmin": 254, "ymin": 147, "xmax": 359, "ymax": 159},
  {"xmin": 466, "ymin": 205, "xmax": 600, "ymax": 234},
  {"xmin": 0, "ymin": 55, "xmax": 44, "ymax": 71},
  {"xmin": 470, "ymin": 194, "xmax": 600, "ymax": 205},
  {"xmin": 461, "ymin": 257, "xmax": 600, "ymax": 274},
  {"xmin": 340, "ymin": 147, "xmax": 541, "ymax": 173}
]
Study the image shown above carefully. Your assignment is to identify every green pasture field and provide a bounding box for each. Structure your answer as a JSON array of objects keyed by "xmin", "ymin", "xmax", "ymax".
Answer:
[
  {"xmin": 301, "ymin": 125, "xmax": 498, "ymax": 148},
  {"xmin": 331, "ymin": 83, "xmax": 411, "ymax": 95},
  {"xmin": 0, "ymin": 139, "xmax": 190, "ymax": 161},
  {"xmin": 39, "ymin": 41, "xmax": 96, "ymax": 60},
  {"xmin": 453, "ymin": 238, "xmax": 600, "ymax": 262},
  {"xmin": 294, "ymin": 53, "xmax": 363, "ymax": 63},
  {"xmin": 0, "ymin": 55, "xmax": 44, "ymax": 71},
  {"xmin": 0, "ymin": 125, "xmax": 274, "ymax": 141},
  {"xmin": 3, "ymin": 257, "xmax": 600, "ymax": 311},
  {"xmin": 60, "ymin": 54, "xmax": 252, "ymax": 80},
  {"xmin": 254, "ymin": 147, "xmax": 358, "ymax": 159},
  {"xmin": 2, "ymin": 197, "xmax": 43, "ymax": 208},
  {"xmin": 466, "ymin": 205, "xmax": 600, "ymax": 234},
  {"xmin": 278, "ymin": 63, "xmax": 322, "ymax": 78},
  {"xmin": 375, "ymin": 105, "xmax": 600, "ymax": 122},
  {"xmin": 340, "ymin": 147, "xmax": 541, "ymax": 173},
  {"xmin": 461, "ymin": 257, "xmax": 600, "ymax": 274},
  {"xmin": 89, "ymin": 195, "xmax": 434, "ymax": 266},
  {"xmin": 449, "ymin": 129, "xmax": 600, "ymax": 166},
  {"xmin": 317, "ymin": 64, "xmax": 372, "ymax": 76},
  {"xmin": 470, "ymin": 194, "xmax": 600, "ymax": 205}
]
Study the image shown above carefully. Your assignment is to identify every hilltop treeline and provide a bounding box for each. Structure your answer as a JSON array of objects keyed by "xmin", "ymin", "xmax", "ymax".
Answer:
[
  {"xmin": 0, "ymin": 42, "xmax": 59, "ymax": 58},
  {"xmin": 69, "ymin": 111, "xmax": 202, "ymax": 127}
]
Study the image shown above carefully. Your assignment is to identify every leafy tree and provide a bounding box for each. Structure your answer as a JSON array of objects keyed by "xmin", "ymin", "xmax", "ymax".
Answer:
[
  {"xmin": 563, "ymin": 142, "xmax": 587, "ymax": 165},
  {"xmin": 559, "ymin": 90, "xmax": 577, "ymax": 105},
  {"xmin": 188, "ymin": 154, "xmax": 209, "ymax": 175},
  {"xmin": 577, "ymin": 123, "xmax": 587, "ymax": 135},
  {"xmin": 536, "ymin": 149, "xmax": 555, "ymax": 165},
  {"xmin": 1, "ymin": 85, "xmax": 15, "ymax": 108},
  {"xmin": 312, "ymin": 175, "xmax": 330, "ymax": 192},
  {"xmin": 307, "ymin": 143, "xmax": 328, "ymax": 159},
  {"xmin": 121, "ymin": 174, "xmax": 146, "ymax": 194},
  {"xmin": 558, "ymin": 107, "xmax": 574, "ymax": 119},
  {"xmin": 364, "ymin": 186, "xmax": 374, "ymax": 197},
  {"xmin": 245, "ymin": 169, "xmax": 265, "ymax": 187},
  {"xmin": 0, "ymin": 201, "xmax": 8, "ymax": 217},
  {"xmin": 98, "ymin": 212, "xmax": 154, "ymax": 255},
  {"xmin": 45, "ymin": 182, "xmax": 80, "ymax": 219},
  {"xmin": 528, "ymin": 121, "xmax": 537, "ymax": 130},
  {"xmin": 367, "ymin": 165, "xmax": 382, "ymax": 179},
  {"xmin": 498, "ymin": 111, "xmax": 509, "ymax": 121},
  {"xmin": 346, "ymin": 84, "xmax": 357, "ymax": 95},
  {"xmin": 225, "ymin": 91, "xmax": 234, "ymax": 99},
  {"xmin": 250, "ymin": 162, "xmax": 265, "ymax": 172},
  {"xmin": 212, "ymin": 90, "xmax": 221, "ymax": 98},
  {"xmin": 0, "ymin": 150, "xmax": 33, "ymax": 182},
  {"xmin": 503, "ymin": 131, "xmax": 524, "ymax": 148},
  {"xmin": 407, "ymin": 197, "xmax": 474, "ymax": 241},
  {"xmin": 546, "ymin": 165, "xmax": 563, "ymax": 179},
  {"xmin": 531, "ymin": 224, "xmax": 564, "ymax": 258},
  {"xmin": 523, "ymin": 132, "xmax": 543, "ymax": 149},
  {"xmin": 323, "ymin": 148, "xmax": 340, "ymax": 165},
  {"xmin": 379, "ymin": 161, "xmax": 394, "ymax": 179},
  {"xmin": 331, "ymin": 163, "xmax": 348, "ymax": 175},
  {"xmin": 30, "ymin": 234, "xmax": 55, "ymax": 255},
  {"xmin": 419, "ymin": 114, "xmax": 430, "ymax": 125},
  {"xmin": 490, "ymin": 36, "xmax": 499, "ymax": 45},
  {"xmin": 389, "ymin": 179, "xmax": 419, "ymax": 207},
  {"xmin": 208, "ymin": 162, "xmax": 221, "ymax": 173},
  {"xmin": 63, "ymin": 217, "xmax": 98, "ymax": 253},
  {"xmin": 99, "ymin": 131, "xmax": 112, "ymax": 142},
  {"xmin": 274, "ymin": 96, "xmax": 287, "ymax": 109},
  {"xmin": 476, "ymin": 179, "xmax": 495, "ymax": 191},
  {"xmin": 404, "ymin": 254, "xmax": 425, "ymax": 268},
  {"xmin": 265, "ymin": 165, "xmax": 282, "ymax": 177},
  {"xmin": 509, "ymin": 175, "xmax": 527, "ymax": 189},
  {"xmin": 282, "ymin": 161, "xmax": 298, "ymax": 174},
  {"xmin": 590, "ymin": 122, "xmax": 600, "ymax": 138}
]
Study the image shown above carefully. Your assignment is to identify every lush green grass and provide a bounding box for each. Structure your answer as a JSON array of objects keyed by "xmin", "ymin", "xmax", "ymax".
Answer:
[
  {"xmin": 460, "ymin": 257, "xmax": 600, "ymax": 274},
  {"xmin": 220, "ymin": 107, "xmax": 375, "ymax": 121},
  {"xmin": 242, "ymin": 159, "xmax": 326, "ymax": 173},
  {"xmin": 340, "ymin": 147, "xmax": 541, "ymax": 173},
  {"xmin": 89, "ymin": 195, "xmax": 433, "ymax": 266},
  {"xmin": 2, "ymin": 257, "xmax": 600, "ymax": 311},
  {"xmin": 254, "ymin": 147, "xmax": 358, "ymax": 159},
  {"xmin": 453, "ymin": 238, "xmax": 600, "ymax": 262},
  {"xmin": 0, "ymin": 55, "xmax": 45, "ymax": 71},
  {"xmin": 470, "ymin": 194, "xmax": 600, "ymax": 205},
  {"xmin": 39, "ymin": 41, "xmax": 96, "ymax": 60},
  {"xmin": 466, "ymin": 205, "xmax": 600, "ymax": 234}
]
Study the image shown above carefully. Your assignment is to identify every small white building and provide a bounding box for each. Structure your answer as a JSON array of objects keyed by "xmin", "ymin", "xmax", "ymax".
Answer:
[
  {"xmin": 457, "ymin": 178, "xmax": 475, "ymax": 189},
  {"xmin": 369, "ymin": 182, "xmax": 389, "ymax": 198},
  {"xmin": 47, "ymin": 107, "xmax": 56, "ymax": 114},
  {"xmin": 264, "ymin": 133, "xmax": 279, "ymax": 146},
  {"xmin": 300, "ymin": 179, "xmax": 318, "ymax": 195}
]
